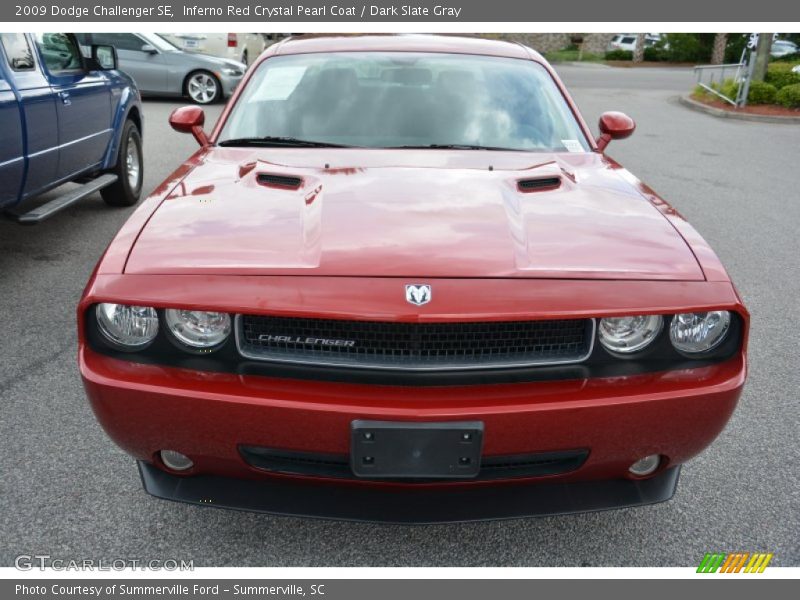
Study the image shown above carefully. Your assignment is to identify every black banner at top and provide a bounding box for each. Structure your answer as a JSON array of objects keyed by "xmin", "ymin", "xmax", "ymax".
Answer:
[{"xmin": 3, "ymin": 0, "xmax": 799, "ymax": 22}]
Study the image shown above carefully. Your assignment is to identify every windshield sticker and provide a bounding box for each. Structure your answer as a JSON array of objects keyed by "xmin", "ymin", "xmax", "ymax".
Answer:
[
  {"xmin": 250, "ymin": 66, "xmax": 307, "ymax": 101},
  {"xmin": 561, "ymin": 139, "xmax": 584, "ymax": 153}
]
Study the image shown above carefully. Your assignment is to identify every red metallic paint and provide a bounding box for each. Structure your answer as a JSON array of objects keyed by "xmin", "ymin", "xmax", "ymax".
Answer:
[
  {"xmin": 122, "ymin": 148, "xmax": 705, "ymax": 281},
  {"xmin": 81, "ymin": 347, "xmax": 744, "ymax": 486},
  {"xmin": 596, "ymin": 111, "xmax": 636, "ymax": 151},
  {"xmin": 168, "ymin": 106, "xmax": 209, "ymax": 147},
  {"xmin": 78, "ymin": 35, "xmax": 749, "ymax": 501}
]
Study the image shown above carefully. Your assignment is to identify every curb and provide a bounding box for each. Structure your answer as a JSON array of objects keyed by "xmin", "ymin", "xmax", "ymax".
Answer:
[
  {"xmin": 562, "ymin": 61, "xmax": 611, "ymax": 68},
  {"xmin": 678, "ymin": 95, "xmax": 800, "ymax": 124}
]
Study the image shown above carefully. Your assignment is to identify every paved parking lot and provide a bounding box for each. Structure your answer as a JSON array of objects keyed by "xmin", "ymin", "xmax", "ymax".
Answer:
[{"xmin": 1, "ymin": 64, "xmax": 797, "ymax": 567}]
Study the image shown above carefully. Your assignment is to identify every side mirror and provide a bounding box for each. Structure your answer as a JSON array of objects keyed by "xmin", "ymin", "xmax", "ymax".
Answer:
[
  {"xmin": 169, "ymin": 106, "xmax": 209, "ymax": 147},
  {"xmin": 91, "ymin": 44, "xmax": 117, "ymax": 70},
  {"xmin": 596, "ymin": 111, "xmax": 635, "ymax": 152},
  {"xmin": 141, "ymin": 44, "xmax": 158, "ymax": 54}
]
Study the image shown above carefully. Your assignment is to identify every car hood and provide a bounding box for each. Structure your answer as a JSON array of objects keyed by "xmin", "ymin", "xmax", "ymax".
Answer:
[
  {"xmin": 125, "ymin": 148, "xmax": 704, "ymax": 280},
  {"xmin": 166, "ymin": 51, "xmax": 243, "ymax": 70}
]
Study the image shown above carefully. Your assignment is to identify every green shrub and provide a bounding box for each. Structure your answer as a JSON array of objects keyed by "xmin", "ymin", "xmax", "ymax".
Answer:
[
  {"xmin": 765, "ymin": 63, "xmax": 800, "ymax": 89},
  {"xmin": 718, "ymin": 78, "xmax": 739, "ymax": 101},
  {"xmin": 605, "ymin": 49, "xmax": 633, "ymax": 61},
  {"xmin": 775, "ymin": 83, "xmax": 800, "ymax": 108},
  {"xmin": 643, "ymin": 47, "xmax": 667, "ymax": 61},
  {"xmin": 747, "ymin": 81, "xmax": 778, "ymax": 104},
  {"xmin": 662, "ymin": 33, "xmax": 712, "ymax": 62}
]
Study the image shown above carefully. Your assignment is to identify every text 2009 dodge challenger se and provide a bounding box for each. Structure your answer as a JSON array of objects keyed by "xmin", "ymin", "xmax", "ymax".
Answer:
[{"xmin": 78, "ymin": 35, "xmax": 748, "ymax": 523}]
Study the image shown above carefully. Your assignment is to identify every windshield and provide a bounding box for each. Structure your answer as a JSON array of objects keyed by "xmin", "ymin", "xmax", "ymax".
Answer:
[{"xmin": 218, "ymin": 52, "xmax": 590, "ymax": 152}]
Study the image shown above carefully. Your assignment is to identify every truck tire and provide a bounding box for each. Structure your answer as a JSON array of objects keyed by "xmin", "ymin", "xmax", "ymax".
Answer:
[{"xmin": 101, "ymin": 119, "xmax": 143, "ymax": 207}]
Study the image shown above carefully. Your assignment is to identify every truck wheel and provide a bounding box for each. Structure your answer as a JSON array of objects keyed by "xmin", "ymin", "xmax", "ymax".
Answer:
[
  {"xmin": 102, "ymin": 120, "xmax": 143, "ymax": 207},
  {"xmin": 185, "ymin": 70, "xmax": 221, "ymax": 104}
]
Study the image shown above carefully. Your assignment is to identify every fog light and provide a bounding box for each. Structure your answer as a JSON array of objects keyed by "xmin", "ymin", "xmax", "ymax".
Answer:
[
  {"xmin": 629, "ymin": 454, "xmax": 661, "ymax": 476},
  {"xmin": 160, "ymin": 450, "xmax": 193, "ymax": 471}
]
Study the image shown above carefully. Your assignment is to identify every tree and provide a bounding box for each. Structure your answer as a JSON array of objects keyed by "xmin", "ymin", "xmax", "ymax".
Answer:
[
  {"xmin": 633, "ymin": 33, "xmax": 645, "ymax": 63},
  {"xmin": 752, "ymin": 33, "xmax": 773, "ymax": 82},
  {"xmin": 711, "ymin": 33, "xmax": 727, "ymax": 65}
]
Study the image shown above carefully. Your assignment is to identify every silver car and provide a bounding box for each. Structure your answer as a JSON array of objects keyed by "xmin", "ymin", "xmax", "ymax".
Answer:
[
  {"xmin": 771, "ymin": 40, "xmax": 799, "ymax": 58},
  {"xmin": 76, "ymin": 33, "xmax": 245, "ymax": 104}
]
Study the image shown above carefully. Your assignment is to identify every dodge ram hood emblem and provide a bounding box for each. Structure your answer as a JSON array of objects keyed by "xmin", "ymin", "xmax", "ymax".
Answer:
[{"xmin": 405, "ymin": 284, "xmax": 431, "ymax": 306}]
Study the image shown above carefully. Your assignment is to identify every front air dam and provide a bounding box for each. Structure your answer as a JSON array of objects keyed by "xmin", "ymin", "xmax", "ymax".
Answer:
[{"xmin": 138, "ymin": 461, "xmax": 681, "ymax": 524}]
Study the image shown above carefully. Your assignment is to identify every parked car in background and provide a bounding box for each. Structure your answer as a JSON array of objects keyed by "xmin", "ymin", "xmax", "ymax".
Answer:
[
  {"xmin": 76, "ymin": 33, "xmax": 245, "ymax": 104},
  {"xmin": 0, "ymin": 33, "xmax": 143, "ymax": 223},
  {"xmin": 607, "ymin": 33, "xmax": 663, "ymax": 53},
  {"xmin": 79, "ymin": 35, "xmax": 749, "ymax": 523},
  {"xmin": 161, "ymin": 33, "xmax": 268, "ymax": 67},
  {"xmin": 771, "ymin": 40, "xmax": 799, "ymax": 58}
]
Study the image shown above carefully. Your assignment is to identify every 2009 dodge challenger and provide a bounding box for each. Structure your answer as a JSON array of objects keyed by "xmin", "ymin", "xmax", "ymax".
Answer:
[{"xmin": 78, "ymin": 35, "xmax": 748, "ymax": 523}]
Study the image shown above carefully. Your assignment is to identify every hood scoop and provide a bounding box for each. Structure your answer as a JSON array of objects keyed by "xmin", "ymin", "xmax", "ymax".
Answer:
[
  {"xmin": 517, "ymin": 176, "xmax": 562, "ymax": 193},
  {"xmin": 257, "ymin": 173, "xmax": 304, "ymax": 190}
]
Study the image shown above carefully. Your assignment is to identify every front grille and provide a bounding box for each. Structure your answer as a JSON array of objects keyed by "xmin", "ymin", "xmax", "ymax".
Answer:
[
  {"xmin": 240, "ymin": 446, "xmax": 588, "ymax": 481},
  {"xmin": 237, "ymin": 315, "xmax": 594, "ymax": 371}
]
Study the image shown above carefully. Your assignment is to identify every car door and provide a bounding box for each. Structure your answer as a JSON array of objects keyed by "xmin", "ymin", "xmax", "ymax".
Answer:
[
  {"xmin": 0, "ymin": 33, "xmax": 59, "ymax": 201},
  {"xmin": 0, "ymin": 45, "xmax": 25, "ymax": 207},
  {"xmin": 90, "ymin": 33, "xmax": 168, "ymax": 94},
  {"xmin": 34, "ymin": 33, "xmax": 112, "ymax": 181}
]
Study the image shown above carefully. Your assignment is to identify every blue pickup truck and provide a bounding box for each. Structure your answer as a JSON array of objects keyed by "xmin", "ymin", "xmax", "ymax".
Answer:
[{"xmin": 0, "ymin": 33, "xmax": 143, "ymax": 224}]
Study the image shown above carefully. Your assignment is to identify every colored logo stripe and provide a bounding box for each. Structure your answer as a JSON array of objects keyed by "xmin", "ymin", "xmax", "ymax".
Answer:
[
  {"xmin": 745, "ymin": 553, "xmax": 773, "ymax": 573},
  {"xmin": 697, "ymin": 553, "xmax": 726, "ymax": 573},
  {"xmin": 698, "ymin": 552, "xmax": 773, "ymax": 573}
]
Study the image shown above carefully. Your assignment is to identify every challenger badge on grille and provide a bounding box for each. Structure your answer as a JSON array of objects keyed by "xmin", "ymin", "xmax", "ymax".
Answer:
[{"xmin": 257, "ymin": 334, "xmax": 356, "ymax": 348}]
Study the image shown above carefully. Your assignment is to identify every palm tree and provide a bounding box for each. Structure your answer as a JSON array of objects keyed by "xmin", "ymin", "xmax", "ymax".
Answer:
[
  {"xmin": 711, "ymin": 33, "xmax": 727, "ymax": 65},
  {"xmin": 633, "ymin": 33, "xmax": 645, "ymax": 63}
]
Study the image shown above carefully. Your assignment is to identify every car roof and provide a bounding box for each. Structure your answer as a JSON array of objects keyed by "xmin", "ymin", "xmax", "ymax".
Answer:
[{"xmin": 272, "ymin": 34, "xmax": 540, "ymax": 62}]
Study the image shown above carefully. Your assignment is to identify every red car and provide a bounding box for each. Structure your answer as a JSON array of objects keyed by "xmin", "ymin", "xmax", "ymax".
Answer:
[{"xmin": 79, "ymin": 35, "xmax": 748, "ymax": 523}]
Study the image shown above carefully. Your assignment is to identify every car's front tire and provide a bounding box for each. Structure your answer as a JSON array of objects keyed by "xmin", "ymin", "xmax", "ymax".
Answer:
[
  {"xmin": 185, "ymin": 70, "xmax": 222, "ymax": 104},
  {"xmin": 101, "ymin": 119, "xmax": 143, "ymax": 207}
]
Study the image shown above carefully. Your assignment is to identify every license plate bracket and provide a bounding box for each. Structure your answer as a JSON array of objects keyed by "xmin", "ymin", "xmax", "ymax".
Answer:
[{"xmin": 350, "ymin": 420, "xmax": 483, "ymax": 479}]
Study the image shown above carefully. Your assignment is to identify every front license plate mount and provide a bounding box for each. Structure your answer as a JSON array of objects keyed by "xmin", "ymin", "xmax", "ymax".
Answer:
[{"xmin": 350, "ymin": 420, "xmax": 484, "ymax": 479}]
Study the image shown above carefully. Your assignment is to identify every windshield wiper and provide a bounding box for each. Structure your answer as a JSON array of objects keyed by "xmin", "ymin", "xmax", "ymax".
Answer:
[
  {"xmin": 384, "ymin": 143, "xmax": 519, "ymax": 151},
  {"xmin": 218, "ymin": 136, "xmax": 352, "ymax": 148}
]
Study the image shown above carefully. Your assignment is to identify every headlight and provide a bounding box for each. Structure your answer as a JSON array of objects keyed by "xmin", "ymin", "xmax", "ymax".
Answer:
[
  {"xmin": 164, "ymin": 309, "xmax": 231, "ymax": 351},
  {"xmin": 221, "ymin": 67, "xmax": 243, "ymax": 76},
  {"xmin": 669, "ymin": 311, "xmax": 731, "ymax": 354},
  {"xmin": 96, "ymin": 303, "xmax": 158, "ymax": 350},
  {"xmin": 598, "ymin": 315, "xmax": 663, "ymax": 354}
]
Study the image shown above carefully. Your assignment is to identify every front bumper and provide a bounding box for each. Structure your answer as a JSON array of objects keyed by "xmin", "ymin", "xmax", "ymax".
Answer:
[
  {"xmin": 139, "ymin": 460, "xmax": 681, "ymax": 524},
  {"xmin": 218, "ymin": 73, "xmax": 243, "ymax": 97},
  {"xmin": 81, "ymin": 343, "xmax": 745, "ymax": 521}
]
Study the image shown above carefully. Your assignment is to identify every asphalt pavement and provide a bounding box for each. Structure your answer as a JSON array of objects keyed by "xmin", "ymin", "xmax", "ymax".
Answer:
[{"xmin": 1, "ymin": 64, "xmax": 798, "ymax": 567}]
